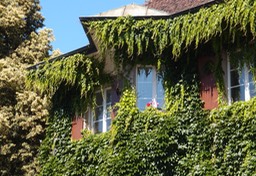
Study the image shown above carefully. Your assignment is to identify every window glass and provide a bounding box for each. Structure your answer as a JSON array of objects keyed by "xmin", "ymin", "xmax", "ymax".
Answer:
[
  {"xmin": 83, "ymin": 111, "xmax": 91, "ymax": 131},
  {"xmin": 106, "ymin": 90, "xmax": 112, "ymax": 104},
  {"xmin": 106, "ymin": 90, "xmax": 112, "ymax": 115},
  {"xmin": 231, "ymin": 70, "xmax": 241, "ymax": 86},
  {"xmin": 94, "ymin": 121, "xmax": 103, "ymax": 133},
  {"xmin": 157, "ymin": 75, "xmax": 164, "ymax": 108},
  {"xmin": 137, "ymin": 67, "xmax": 153, "ymax": 81},
  {"xmin": 228, "ymin": 61, "xmax": 256, "ymax": 103},
  {"xmin": 137, "ymin": 67, "xmax": 153, "ymax": 110},
  {"xmin": 106, "ymin": 119, "xmax": 111, "ymax": 131},
  {"xmin": 95, "ymin": 106, "xmax": 103, "ymax": 121},
  {"xmin": 137, "ymin": 66, "xmax": 164, "ymax": 110},
  {"xmin": 231, "ymin": 86, "xmax": 245, "ymax": 102},
  {"xmin": 249, "ymin": 83, "xmax": 256, "ymax": 98},
  {"xmin": 92, "ymin": 89, "xmax": 112, "ymax": 133},
  {"xmin": 249, "ymin": 71, "xmax": 256, "ymax": 98},
  {"xmin": 249, "ymin": 71, "xmax": 255, "ymax": 83},
  {"xmin": 96, "ymin": 93, "xmax": 103, "ymax": 106}
]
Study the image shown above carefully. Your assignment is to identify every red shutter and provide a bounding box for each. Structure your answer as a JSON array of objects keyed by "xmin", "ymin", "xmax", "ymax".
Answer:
[
  {"xmin": 197, "ymin": 55, "xmax": 218, "ymax": 110},
  {"xmin": 71, "ymin": 115, "xmax": 84, "ymax": 140}
]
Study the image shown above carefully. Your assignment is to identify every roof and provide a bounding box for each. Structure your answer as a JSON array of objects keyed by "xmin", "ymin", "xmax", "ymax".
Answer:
[
  {"xmin": 94, "ymin": 4, "xmax": 170, "ymax": 17},
  {"xmin": 145, "ymin": 0, "xmax": 217, "ymax": 14}
]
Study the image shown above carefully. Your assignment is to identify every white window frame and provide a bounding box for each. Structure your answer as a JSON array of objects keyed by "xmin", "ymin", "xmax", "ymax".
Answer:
[
  {"xmin": 83, "ymin": 110, "xmax": 91, "ymax": 131},
  {"xmin": 227, "ymin": 57, "xmax": 255, "ymax": 104},
  {"xmin": 84, "ymin": 88, "xmax": 112, "ymax": 133},
  {"xmin": 136, "ymin": 65, "xmax": 164, "ymax": 110}
]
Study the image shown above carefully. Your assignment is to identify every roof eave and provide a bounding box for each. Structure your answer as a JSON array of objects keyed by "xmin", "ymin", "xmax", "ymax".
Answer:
[{"xmin": 80, "ymin": 0, "xmax": 221, "ymax": 47}]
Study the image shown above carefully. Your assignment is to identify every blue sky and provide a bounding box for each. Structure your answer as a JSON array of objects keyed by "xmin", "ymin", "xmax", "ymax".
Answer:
[{"xmin": 41, "ymin": 0, "xmax": 145, "ymax": 54}]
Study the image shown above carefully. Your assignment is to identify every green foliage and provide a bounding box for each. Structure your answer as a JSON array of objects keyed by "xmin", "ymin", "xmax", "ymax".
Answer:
[
  {"xmin": 86, "ymin": 0, "xmax": 256, "ymax": 59},
  {"xmin": 84, "ymin": 0, "xmax": 256, "ymax": 103},
  {"xmin": 0, "ymin": 0, "xmax": 46, "ymax": 58},
  {"xmin": 38, "ymin": 79, "xmax": 256, "ymax": 173},
  {"xmin": 38, "ymin": 111, "xmax": 73, "ymax": 175},
  {"xmin": 26, "ymin": 54, "xmax": 111, "ymax": 112},
  {"xmin": 209, "ymin": 100, "xmax": 256, "ymax": 175},
  {"xmin": 39, "ymin": 79, "xmax": 256, "ymax": 175},
  {"xmin": 39, "ymin": 110, "xmax": 112, "ymax": 176},
  {"xmin": 30, "ymin": 0, "xmax": 256, "ymax": 175},
  {"xmin": 0, "ymin": 92, "xmax": 49, "ymax": 175},
  {"xmin": 0, "ymin": 0, "xmax": 53, "ymax": 175}
]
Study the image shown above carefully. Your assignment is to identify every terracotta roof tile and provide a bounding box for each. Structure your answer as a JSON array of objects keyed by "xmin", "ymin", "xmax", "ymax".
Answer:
[{"xmin": 145, "ymin": 0, "xmax": 216, "ymax": 14}]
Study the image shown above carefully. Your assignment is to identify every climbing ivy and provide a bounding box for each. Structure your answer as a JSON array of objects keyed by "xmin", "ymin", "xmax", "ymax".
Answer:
[
  {"xmin": 36, "ymin": 51, "xmax": 256, "ymax": 175},
  {"xmin": 26, "ymin": 54, "xmax": 111, "ymax": 111},
  {"xmin": 83, "ymin": 0, "xmax": 256, "ymax": 100},
  {"xmin": 27, "ymin": 0, "xmax": 256, "ymax": 175},
  {"xmin": 86, "ymin": 0, "xmax": 256, "ymax": 60},
  {"xmin": 38, "ymin": 85, "xmax": 256, "ymax": 175}
]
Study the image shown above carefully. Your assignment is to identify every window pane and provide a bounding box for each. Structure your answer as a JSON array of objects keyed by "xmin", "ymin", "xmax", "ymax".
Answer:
[
  {"xmin": 230, "ymin": 63, "xmax": 238, "ymax": 70},
  {"xmin": 96, "ymin": 92, "xmax": 103, "ymax": 106},
  {"xmin": 157, "ymin": 76, "xmax": 164, "ymax": 108},
  {"xmin": 249, "ymin": 71, "xmax": 255, "ymax": 83},
  {"xmin": 92, "ymin": 88, "xmax": 113, "ymax": 133},
  {"xmin": 249, "ymin": 71, "xmax": 256, "ymax": 99},
  {"xmin": 106, "ymin": 119, "xmax": 111, "ymax": 131},
  {"xmin": 231, "ymin": 86, "xmax": 245, "ymax": 102},
  {"xmin": 137, "ymin": 83, "xmax": 153, "ymax": 98},
  {"xmin": 138, "ymin": 98, "xmax": 151, "ymax": 110},
  {"xmin": 83, "ymin": 111, "xmax": 91, "ymax": 130},
  {"xmin": 105, "ymin": 90, "xmax": 112, "ymax": 119},
  {"xmin": 231, "ymin": 70, "xmax": 244, "ymax": 87},
  {"xmin": 137, "ymin": 67, "xmax": 153, "ymax": 82},
  {"xmin": 94, "ymin": 121, "xmax": 103, "ymax": 133},
  {"xmin": 249, "ymin": 82, "xmax": 256, "ymax": 98},
  {"xmin": 156, "ymin": 98, "xmax": 164, "ymax": 108},
  {"xmin": 106, "ymin": 104, "xmax": 111, "ymax": 118},
  {"xmin": 95, "ymin": 106, "xmax": 103, "ymax": 121},
  {"xmin": 106, "ymin": 90, "xmax": 112, "ymax": 104},
  {"xmin": 137, "ymin": 67, "xmax": 153, "ymax": 110}
]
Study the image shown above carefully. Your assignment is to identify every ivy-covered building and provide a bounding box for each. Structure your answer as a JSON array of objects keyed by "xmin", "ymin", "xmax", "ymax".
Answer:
[
  {"xmin": 27, "ymin": 0, "xmax": 256, "ymax": 175},
  {"xmin": 71, "ymin": 0, "xmax": 254, "ymax": 139},
  {"xmin": 29, "ymin": 0, "xmax": 256, "ymax": 139},
  {"xmin": 79, "ymin": 1, "xmax": 220, "ymax": 139}
]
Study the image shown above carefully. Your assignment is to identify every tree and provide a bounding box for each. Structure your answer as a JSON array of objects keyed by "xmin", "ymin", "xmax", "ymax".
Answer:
[{"xmin": 0, "ymin": 0, "xmax": 53, "ymax": 175}]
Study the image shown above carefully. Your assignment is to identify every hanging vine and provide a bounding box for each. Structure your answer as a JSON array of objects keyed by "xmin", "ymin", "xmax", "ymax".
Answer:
[
  {"xmin": 26, "ymin": 54, "xmax": 111, "ymax": 111},
  {"xmin": 85, "ymin": 0, "xmax": 256, "ymax": 60}
]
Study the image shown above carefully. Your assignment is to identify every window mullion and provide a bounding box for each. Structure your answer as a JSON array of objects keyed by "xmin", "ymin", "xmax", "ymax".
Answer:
[
  {"xmin": 244, "ymin": 65, "xmax": 250, "ymax": 101},
  {"xmin": 227, "ymin": 56, "xmax": 232, "ymax": 104},
  {"xmin": 153, "ymin": 67, "xmax": 157, "ymax": 100},
  {"xmin": 102, "ymin": 89, "xmax": 107, "ymax": 132}
]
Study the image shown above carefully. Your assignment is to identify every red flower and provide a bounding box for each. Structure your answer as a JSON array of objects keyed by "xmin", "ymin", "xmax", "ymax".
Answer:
[{"xmin": 146, "ymin": 102, "xmax": 152, "ymax": 107}]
